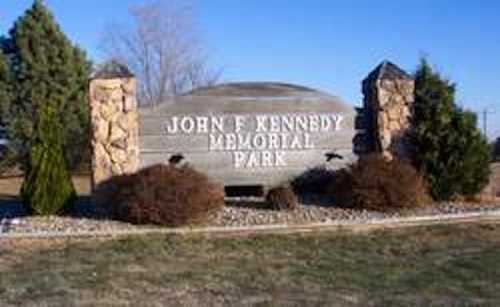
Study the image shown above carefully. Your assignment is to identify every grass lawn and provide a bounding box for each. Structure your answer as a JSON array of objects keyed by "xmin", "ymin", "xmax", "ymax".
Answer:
[{"xmin": 1, "ymin": 222, "xmax": 500, "ymax": 306}]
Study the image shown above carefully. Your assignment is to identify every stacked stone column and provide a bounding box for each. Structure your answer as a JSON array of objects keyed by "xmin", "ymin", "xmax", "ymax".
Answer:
[
  {"xmin": 359, "ymin": 61, "xmax": 414, "ymax": 160},
  {"xmin": 89, "ymin": 64, "xmax": 139, "ymax": 193}
]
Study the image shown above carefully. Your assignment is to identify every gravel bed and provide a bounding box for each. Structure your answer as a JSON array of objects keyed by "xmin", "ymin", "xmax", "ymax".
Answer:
[
  {"xmin": 0, "ymin": 216, "xmax": 137, "ymax": 235},
  {"xmin": 1, "ymin": 197, "xmax": 500, "ymax": 235},
  {"xmin": 209, "ymin": 200, "xmax": 500, "ymax": 227}
]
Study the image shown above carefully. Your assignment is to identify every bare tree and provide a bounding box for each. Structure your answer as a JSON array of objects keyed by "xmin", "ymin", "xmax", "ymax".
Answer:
[{"xmin": 102, "ymin": 0, "xmax": 221, "ymax": 107}]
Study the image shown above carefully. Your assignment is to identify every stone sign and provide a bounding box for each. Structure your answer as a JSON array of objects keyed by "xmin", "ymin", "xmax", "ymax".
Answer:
[
  {"xmin": 139, "ymin": 83, "xmax": 356, "ymax": 188},
  {"xmin": 89, "ymin": 62, "xmax": 418, "ymax": 196}
]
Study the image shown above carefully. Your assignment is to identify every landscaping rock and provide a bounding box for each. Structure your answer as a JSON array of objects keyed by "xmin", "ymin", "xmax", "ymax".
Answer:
[{"xmin": 1, "ymin": 198, "xmax": 499, "ymax": 236}]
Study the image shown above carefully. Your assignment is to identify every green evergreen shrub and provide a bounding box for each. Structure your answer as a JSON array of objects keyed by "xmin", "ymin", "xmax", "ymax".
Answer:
[
  {"xmin": 328, "ymin": 155, "xmax": 428, "ymax": 212},
  {"xmin": 0, "ymin": 51, "xmax": 10, "ymax": 127},
  {"xmin": 411, "ymin": 60, "xmax": 491, "ymax": 200},
  {"xmin": 3, "ymin": 0, "xmax": 91, "ymax": 170},
  {"xmin": 0, "ymin": 51, "xmax": 18, "ymax": 174},
  {"xmin": 101, "ymin": 164, "xmax": 224, "ymax": 227},
  {"xmin": 449, "ymin": 110, "xmax": 492, "ymax": 197},
  {"xmin": 21, "ymin": 104, "xmax": 76, "ymax": 215},
  {"xmin": 266, "ymin": 186, "xmax": 299, "ymax": 211}
]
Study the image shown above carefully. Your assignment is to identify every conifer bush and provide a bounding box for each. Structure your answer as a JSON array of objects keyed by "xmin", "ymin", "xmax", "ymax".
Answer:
[
  {"xmin": 0, "ymin": 51, "xmax": 10, "ymax": 127},
  {"xmin": 102, "ymin": 164, "xmax": 224, "ymax": 227},
  {"xmin": 266, "ymin": 186, "xmax": 298, "ymax": 211},
  {"xmin": 2, "ymin": 0, "xmax": 91, "ymax": 170},
  {"xmin": 411, "ymin": 60, "xmax": 491, "ymax": 200},
  {"xmin": 21, "ymin": 105, "xmax": 76, "ymax": 215},
  {"xmin": 0, "ymin": 52, "xmax": 11, "ymax": 172},
  {"xmin": 328, "ymin": 155, "xmax": 428, "ymax": 212}
]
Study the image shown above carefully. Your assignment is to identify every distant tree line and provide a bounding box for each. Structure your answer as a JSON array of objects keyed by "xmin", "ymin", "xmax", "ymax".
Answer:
[{"xmin": 493, "ymin": 138, "xmax": 500, "ymax": 162}]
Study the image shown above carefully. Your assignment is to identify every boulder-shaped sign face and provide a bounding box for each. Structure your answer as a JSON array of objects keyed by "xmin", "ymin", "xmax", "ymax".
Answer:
[{"xmin": 139, "ymin": 82, "xmax": 356, "ymax": 188}]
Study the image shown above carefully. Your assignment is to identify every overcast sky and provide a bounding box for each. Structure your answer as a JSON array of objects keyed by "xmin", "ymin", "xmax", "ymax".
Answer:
[{"xmin": 1, "ymin": 0, "xmax": 499, "ymax": 139}]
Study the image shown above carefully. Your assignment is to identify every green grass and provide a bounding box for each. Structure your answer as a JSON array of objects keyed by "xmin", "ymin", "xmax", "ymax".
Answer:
[{"xmin": 1, "ymin": 222, "xmax": 500, "ymax": 306}]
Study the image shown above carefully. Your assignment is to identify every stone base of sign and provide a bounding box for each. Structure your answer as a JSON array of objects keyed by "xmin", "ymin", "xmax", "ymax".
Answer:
[{"xmin": 89, "ymin": 76, "xmax": 139, "ymax": 197}]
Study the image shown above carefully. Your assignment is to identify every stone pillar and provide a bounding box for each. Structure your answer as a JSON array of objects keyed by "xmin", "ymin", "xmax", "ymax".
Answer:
[
  {"xmin": 360, "ymin": 61, "xmax": 414, "ymax": 160},
  {"xmin": 89, "ymin": 61, "xmax": 139, "ymax": 193}
]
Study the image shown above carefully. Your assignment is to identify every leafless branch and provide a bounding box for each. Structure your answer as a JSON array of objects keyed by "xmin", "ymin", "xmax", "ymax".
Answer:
[{"xmin": 101, "ymin": 0, "xmax": 221, "ymax": 107}]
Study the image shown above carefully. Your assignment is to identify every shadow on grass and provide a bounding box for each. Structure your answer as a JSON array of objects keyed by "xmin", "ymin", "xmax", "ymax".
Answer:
[
  {"xmin": 0, "ymin": 194, "xmax": 25, "ymax": 219},
  {"xmin": 0, "ymin": 175, "xmax": 98, "ymax": 220},
  {"xmin": 0, "ymin": 195, "xmax": 104, "ymax": 220}
]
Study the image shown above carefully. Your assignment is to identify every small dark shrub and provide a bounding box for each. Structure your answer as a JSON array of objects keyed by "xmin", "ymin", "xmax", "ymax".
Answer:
[
  {"xmin": 100, "ymin": 164, "xmax": 224, "ymax": 227},
  {"xmin": 291, "ymin": 166, "xmax": 337, "ymax": 194},
  {"xmin": 328, "ymin": 155, "xmax": 428, "ymax": 212},
  {"xmin": 266, "ymin": 186, "xmax": 299, "ymax": 211}
]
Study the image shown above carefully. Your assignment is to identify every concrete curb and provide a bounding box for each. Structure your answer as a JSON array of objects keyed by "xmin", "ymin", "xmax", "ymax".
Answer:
[{"xmin": 1, "ymin": 209, "xmax": 500, "ymax": 240}]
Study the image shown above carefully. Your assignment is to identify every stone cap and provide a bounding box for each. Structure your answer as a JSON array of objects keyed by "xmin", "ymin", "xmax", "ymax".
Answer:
[
  {"xmin": 186, "ymin": 82, "xmax": 325, "ymax": 98},
  {"xmin": 91, "ymin": 60, "xmax": 134, "ymax": 80},
  {"xmin": 183, "ymin": 82, "xmax": 351, "ymax": 108},
  {"xmin": 141, "ymin": 81, "xmax": 355, "ymax": 115},
  {"xmin": 363, "ymin": 60, "xmax": 412, "ymax": 84}
]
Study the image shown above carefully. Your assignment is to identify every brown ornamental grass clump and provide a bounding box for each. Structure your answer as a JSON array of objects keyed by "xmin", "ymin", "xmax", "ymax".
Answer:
[
  {"xmin": 266, "ymin": 186, "xmax": 299, "ymax": 211},
  {"xmin": 101, "ymin": 164, "xmax": 224, "ymax": 227},
  {"xmin": 328, "ymin": 154, "xmax": 429, "ymax": 212}
]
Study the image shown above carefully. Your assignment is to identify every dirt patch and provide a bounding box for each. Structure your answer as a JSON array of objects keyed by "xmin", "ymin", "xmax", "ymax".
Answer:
[{"xmin": 0, "ymin": 175, "xmax": 90, "ymax": 202}]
